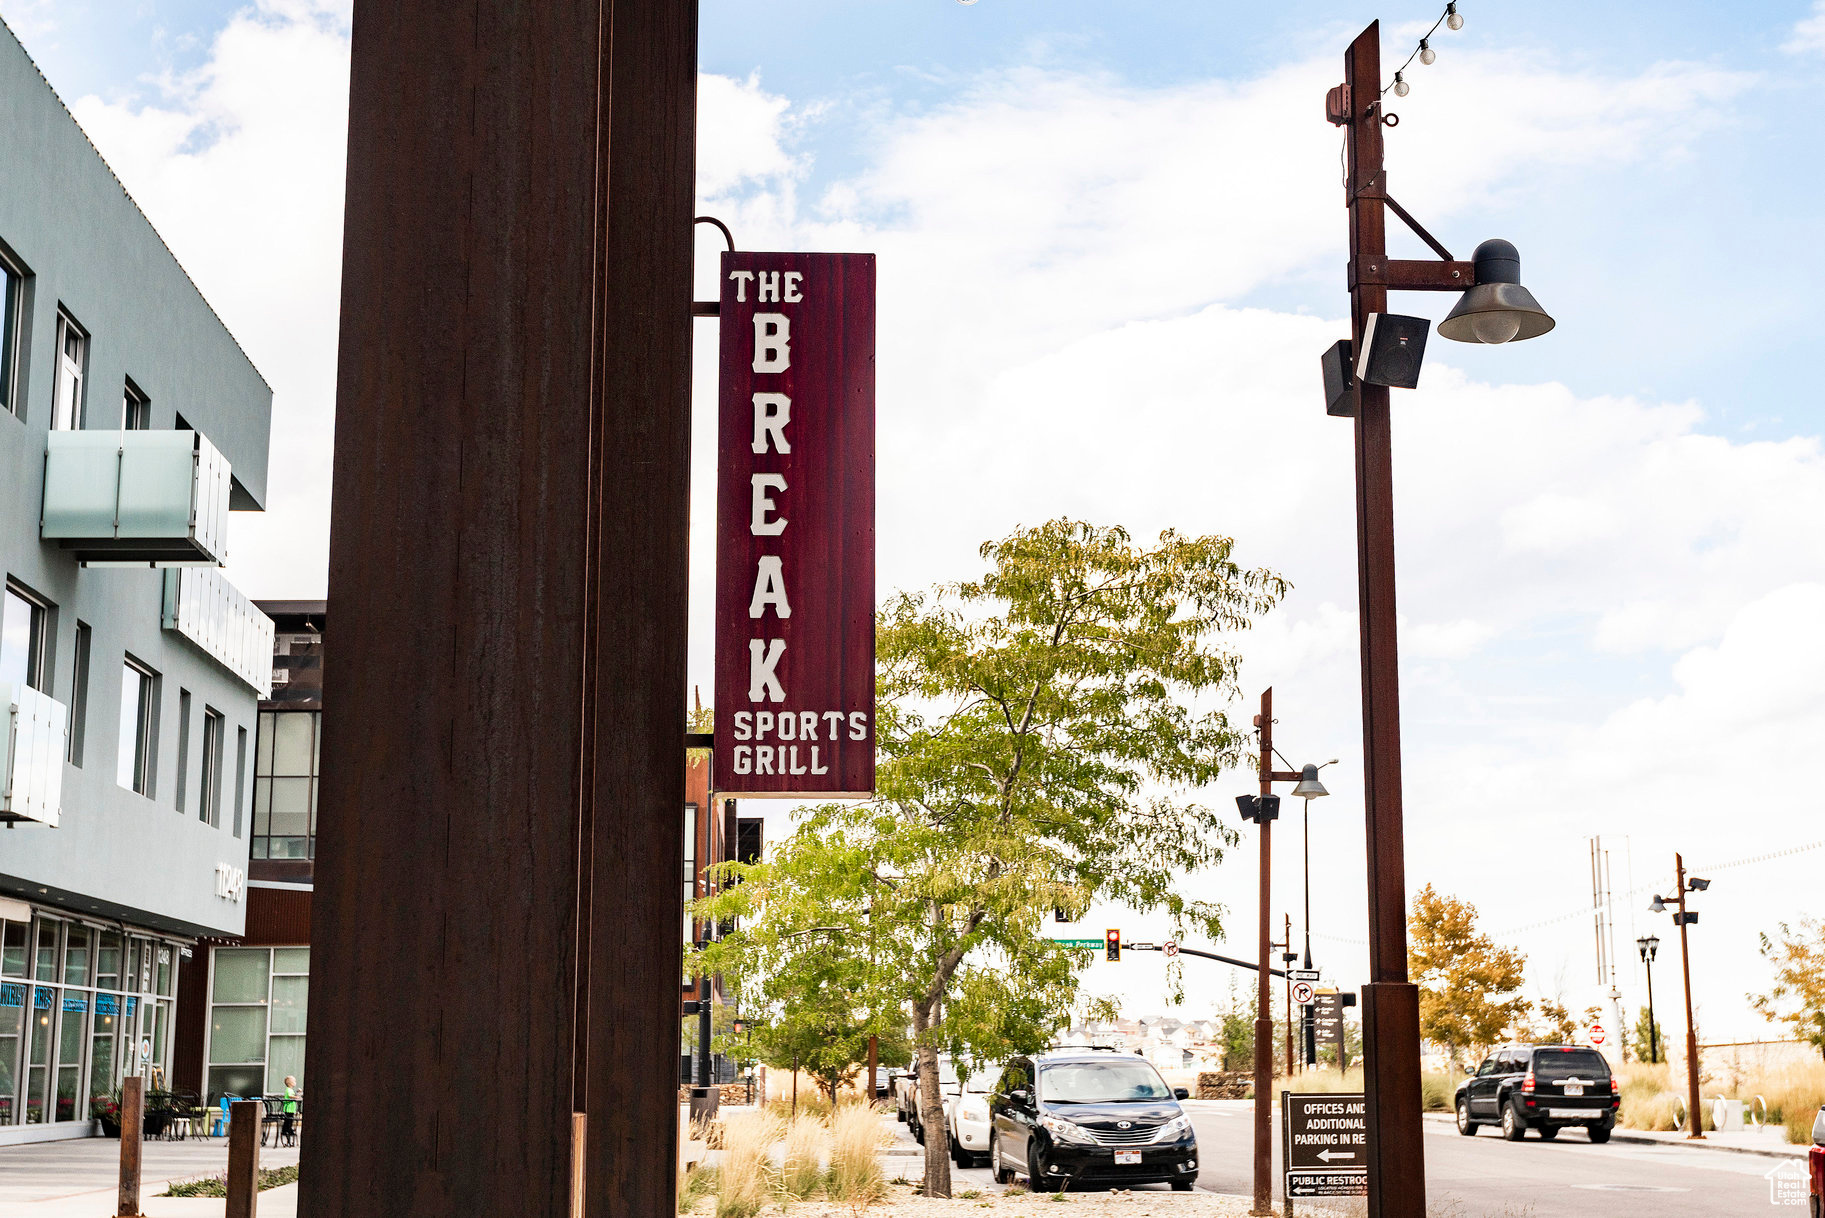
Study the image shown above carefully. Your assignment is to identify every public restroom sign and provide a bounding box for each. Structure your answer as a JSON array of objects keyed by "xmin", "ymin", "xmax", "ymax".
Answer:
[{"xmin": 713, "ymin": 252, "xmax": 875, "ymax": 797}]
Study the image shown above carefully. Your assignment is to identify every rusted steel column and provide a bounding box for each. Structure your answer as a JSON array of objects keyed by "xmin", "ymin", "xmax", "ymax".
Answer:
[
  {"xmin": 116, "ymin": 1075, "xmax": 143, "ymax": 1217},
  {"xmin": 226, "ymin": 1099, "xmax": 261, "ymax": 1218},
  {"xmin": 1341, "ymin": 21, "xmax": 1426, "ymax": 1218},
  {"xmin": 580, "ymin": 1, "xmax": 699, "ymax": 1216},
  {"xmin": 302, "ymin": 0, "xmax": 616, "ymax": 1214}
]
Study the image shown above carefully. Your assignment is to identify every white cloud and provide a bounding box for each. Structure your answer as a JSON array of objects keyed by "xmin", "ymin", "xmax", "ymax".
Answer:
[{"xmin": 1787, "ymin": 2, "xmax": 1825, "ymax": 55}]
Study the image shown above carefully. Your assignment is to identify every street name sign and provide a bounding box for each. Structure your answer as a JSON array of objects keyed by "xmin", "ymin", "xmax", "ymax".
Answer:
[
  {"xmin": 1050, "ymin": 938, "xmax": 1105, "ymax": 950},
  {"xmin": 714, "ymin": 252, "xmax": 876, "ymax": 797},
  {"xmin": 1290, "ymin": 968, "xmax": 1322, "ymax": 982},
  {"xmin": 1282, "ymin": 1092, "xmax": 1368, "ymax": 1200}
]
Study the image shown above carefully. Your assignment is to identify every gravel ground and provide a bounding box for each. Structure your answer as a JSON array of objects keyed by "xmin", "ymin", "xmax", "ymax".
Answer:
[{"xmin": 755, "ymin": 1182, "xmax": 1257, "ymax": 1218}]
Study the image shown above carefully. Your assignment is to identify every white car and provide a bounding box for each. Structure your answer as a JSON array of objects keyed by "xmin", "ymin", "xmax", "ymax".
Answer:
[{"xmin": 946, "ymin": 1063, "xmax": 1002, "ymax": 1168}]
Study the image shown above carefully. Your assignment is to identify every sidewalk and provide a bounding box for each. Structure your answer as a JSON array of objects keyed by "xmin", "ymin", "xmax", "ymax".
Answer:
[
  {"xmin": 1421, "ymin": 1110, "xmax": 1805, "ymax": 1158},
  {"xmin": 0, "ymin": 1135, "xmax": 301, "ymax": 1215}
]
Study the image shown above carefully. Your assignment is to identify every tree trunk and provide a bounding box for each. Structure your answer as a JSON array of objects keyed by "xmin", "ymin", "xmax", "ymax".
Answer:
[{"xmin": 913, "ymin": 1005, "xmax": 951, "ymax": 1197}]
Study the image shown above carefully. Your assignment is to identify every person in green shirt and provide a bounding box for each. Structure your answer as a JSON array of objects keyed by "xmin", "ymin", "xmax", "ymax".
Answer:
[{"xmin": 280, "ymin": 1076, "xmax": 299, "ymax": 1145}]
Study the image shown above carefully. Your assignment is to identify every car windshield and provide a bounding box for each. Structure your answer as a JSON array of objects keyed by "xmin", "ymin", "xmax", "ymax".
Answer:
[
  {"xmin": 1040, "ymin": 1061, "xmax": 1172, "ymax": 1103},
  {"xmin": 935, "ymin": 1061, "xmax": 960, "ymax": 1088},
  {"xmin": 959, "ymin": 1064, "xmax": 1001, "ymax": 1094},
  {"xmin": 1533, "ymin": 1049, "xmax": 1609, "ymax": 1081}
]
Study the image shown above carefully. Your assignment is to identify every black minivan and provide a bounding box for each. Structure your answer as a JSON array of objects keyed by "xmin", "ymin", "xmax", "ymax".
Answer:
[
  {"xmin": 1455, "ymin": 1045, "xmax": 1619, "ymax": 1142},
  {"xmin": 988, "ymin": 1051, "xmax": 1198, "ymax": 1191}
]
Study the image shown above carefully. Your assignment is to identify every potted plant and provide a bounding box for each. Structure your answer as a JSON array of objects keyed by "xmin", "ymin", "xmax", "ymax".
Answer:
[{"xmin": 92, "ymin": 1091, "xmax": 123, "ymax": 1138}]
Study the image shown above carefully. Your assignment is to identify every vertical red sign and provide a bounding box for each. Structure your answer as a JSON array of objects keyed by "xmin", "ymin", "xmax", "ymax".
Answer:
[{"xmin": 714, "ymin": 252, "xmax": 875, "ymax": 797}]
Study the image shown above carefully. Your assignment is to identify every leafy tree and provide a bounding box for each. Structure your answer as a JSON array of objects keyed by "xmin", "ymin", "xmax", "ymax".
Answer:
[
  {"xmin": 706, "ymin": 520, "xmax": 1284, "ymax": 1195},
  {"xmin": 1408, "ymin": 884, "xmax": 1530, "ymax": 1069},
  {"xmin": 1750, "ymin": 916, "xmax": 1825, "ymax": 1062},
  {"xmin": 1628, "ymin": 1004, "xmax": 1663, "ymax": 1064}
]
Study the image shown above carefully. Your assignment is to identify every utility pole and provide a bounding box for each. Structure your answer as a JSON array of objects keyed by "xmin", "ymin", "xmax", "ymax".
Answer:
[
  {"xmin": 1335, "ymin": 23, "xmax": 1426, "ymax": 1217},
  {"xmin": 1674, "ymin": 854, "xmax": 1703, "ymax": 1139},
  {"xmin": 1252, "ymin": 689, "xmax": 1275, "ymax": 1218}
]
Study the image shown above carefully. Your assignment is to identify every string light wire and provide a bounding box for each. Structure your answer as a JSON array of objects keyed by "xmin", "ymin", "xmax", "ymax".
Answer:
[{"xmin": 1383, "ymin": 3, "xmax": 1464, "ymax": 96}]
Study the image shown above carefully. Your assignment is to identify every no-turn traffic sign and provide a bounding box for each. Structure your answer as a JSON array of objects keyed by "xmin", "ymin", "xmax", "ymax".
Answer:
[
  {"xmin": 1292, "ymin": 981, "xmax": 1315, "ymax": 1005},
  {"xmin": 1164, "ymin": 940, "xmax": 1179, "ymax": 957}
]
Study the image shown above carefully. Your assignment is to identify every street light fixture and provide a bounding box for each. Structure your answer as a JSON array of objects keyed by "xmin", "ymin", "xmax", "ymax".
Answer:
[
  {"xmin": 1650, "ymin": 857, "xmax": 1708, "ymax": 1139},
  {"xmin": 1290, "ymin": 759, "xmax": 1336, "ymax": 1069},
  {"xmin": 1241, "ymin": 689, "xmax": 1332, "ymax": 1217},
  {"xmin": 1635, "ymin": 935, "xmax": 1660, "ymax": 1065},
  {"xmin": 1324, "ymin": 22, "xmax": 1557, "ymax": 1218}
]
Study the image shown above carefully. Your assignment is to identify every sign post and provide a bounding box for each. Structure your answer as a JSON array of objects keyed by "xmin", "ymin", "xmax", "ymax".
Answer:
[
  {"xmin": 713, "ymin": 252, "xmax": 876, "ymax": 799},
  {"xmin": 1282, "ymin": 1091, "xmax": 1369, "ymax": 1208}
]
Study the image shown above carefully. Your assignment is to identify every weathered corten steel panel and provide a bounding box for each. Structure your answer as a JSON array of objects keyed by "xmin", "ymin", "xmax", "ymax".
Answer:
[
  {"xmin": 580, "ymin": 1, "xmax": 698, "ymax": 1216},
  {"xmin": 302, "ymin": 0, "xmax": 606, "ymax": 1212},
  {"xmin": 712, "ymin": 252, "xmax": 876, "ymax": 798}
]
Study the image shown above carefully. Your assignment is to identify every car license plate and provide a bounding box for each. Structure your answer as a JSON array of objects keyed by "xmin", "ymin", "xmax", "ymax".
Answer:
[
  {"xmin": 1563, "ymin": 1083, "xmax": 1583, "ymax": 1097},
  {"xmin": 1548, "ymin": 1108, "xmax": 1593, "ymax": 1119},
  {"xmin": 1114, "ymin": 1150, "xmax": 1142, "ymax": 1165}
]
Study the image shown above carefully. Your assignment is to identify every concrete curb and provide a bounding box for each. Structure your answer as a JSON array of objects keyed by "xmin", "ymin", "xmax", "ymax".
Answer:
[{"xmin": 1420, "ymin": 1110, "xmax": 1805, "ymax": 1159}]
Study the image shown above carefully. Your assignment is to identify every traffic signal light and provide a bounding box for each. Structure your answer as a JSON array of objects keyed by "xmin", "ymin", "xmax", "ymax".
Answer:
[{"xmin": 1105, "ymin": 929, "xmax": 1121, "ymax": 961}]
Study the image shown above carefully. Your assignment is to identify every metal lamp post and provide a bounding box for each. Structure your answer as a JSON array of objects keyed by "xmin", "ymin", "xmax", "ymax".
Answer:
[
  {"xmin": 1326, "ymin": 21, "xmax": 1555, "ymax": 1217},
  {"xmin": 1292, "ymin": 762, "xmax": 1333, "ymax": 1067},
  {"xmin": 1650, "ymin": 858, "xmax": 1708, "ymax": 1138},
  {"xmin": 1236, "ymin": 688, "xmax": 1333, "ymax": 1215},
  {"xmin": 1635, "ymin": 935, "xmax": 1661, "ymax": 1065}
]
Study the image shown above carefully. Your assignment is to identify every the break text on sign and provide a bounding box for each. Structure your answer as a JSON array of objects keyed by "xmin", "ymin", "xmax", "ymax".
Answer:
[{"xmin": 714, "ymin": 252, "xmax": 876, "ymax": 797}]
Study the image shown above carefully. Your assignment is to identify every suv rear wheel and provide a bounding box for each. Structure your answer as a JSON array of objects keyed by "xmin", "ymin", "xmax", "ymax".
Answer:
[
  {"xmin": 1588, "ymin": 1124, "xmax": 1612, "ymax": 1144},
  {"xmin": 1455, "ymin": 1098, "xmax": 1478, "ymax": 1136},
  {"xmin": 1537, "ymin": 1125, "xmax": 1559, "ymax": 1141},
  {"xmin": 1501, "ymin": 1100, "xmax": 1526, "ymax": 1141}
]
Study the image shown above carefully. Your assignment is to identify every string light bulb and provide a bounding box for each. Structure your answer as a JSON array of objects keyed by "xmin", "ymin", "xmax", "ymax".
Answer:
[
  {"xmin": 1419, "ymin": 38, "xmax": 1435, "ymax": 65},
  {"xmin": 1446, "ymin": 3, "xmax": 1463, "ymax": 31},
  {"xmin": 1392, "ymin": 72, "xmax": 1410, "ymax": 97}
]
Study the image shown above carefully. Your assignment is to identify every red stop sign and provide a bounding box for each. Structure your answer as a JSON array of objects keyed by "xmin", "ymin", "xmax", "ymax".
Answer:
[{"xmin": 1589, "ymin": 1024, "xmax": 1606, "ymax": 1045}]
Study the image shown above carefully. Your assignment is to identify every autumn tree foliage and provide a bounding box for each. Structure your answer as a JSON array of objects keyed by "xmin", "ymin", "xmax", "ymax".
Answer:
[
  {"xmin": 1407, "ymin": 884, "xmax": 1531, "ymax": 1067},
  {"xmin": 1750, "ymin": 915, "xmax": 1825, "ymax": 1061}
]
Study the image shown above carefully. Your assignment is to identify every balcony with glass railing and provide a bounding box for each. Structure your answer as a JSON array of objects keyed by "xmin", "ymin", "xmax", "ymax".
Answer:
[
  {"xmin": 1, "ymin": 682, "xmax": 67, "ymax": 827},
  {"xmin": 162, "ymin": 568, "xmax": 275, "ymax": 697},
  {"xmin": 41, "ymin": 430, "xmax": 232, "ymax": 565}
]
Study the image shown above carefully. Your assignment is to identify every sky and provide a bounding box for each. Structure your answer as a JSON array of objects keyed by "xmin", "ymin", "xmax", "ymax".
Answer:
[{"xmin": 9, "ymin": 0, "xmax": 1825, "ymax": 1046}]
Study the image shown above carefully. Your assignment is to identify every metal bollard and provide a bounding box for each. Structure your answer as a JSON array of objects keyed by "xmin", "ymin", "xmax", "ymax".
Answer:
[
  {"xmin": 227, "ymin": 1099, "xmax": 262, "ymax": 1218},
  {"xmin": 116, "ymin": 1075, "xmax": 144, "ymax": 1217}
]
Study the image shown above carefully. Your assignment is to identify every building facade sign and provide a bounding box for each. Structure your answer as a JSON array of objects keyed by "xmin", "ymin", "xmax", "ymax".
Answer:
[{"xmin": 713, "ymin": 252, "xmax": 875, "ymax": 798}]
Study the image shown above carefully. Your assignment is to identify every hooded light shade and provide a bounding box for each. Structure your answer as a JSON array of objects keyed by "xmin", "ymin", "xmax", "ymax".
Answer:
[
  {"xmin": 1292, "ymin": 763, "xmax": 1329, "ymax": 800},
  {"xmin": 1438, "ymin": 239, "xmax": 1555, "ymax": 345},
  {"xmin": 1648, "ymin": 895, "xmax": 1667, "ymax": 913}
]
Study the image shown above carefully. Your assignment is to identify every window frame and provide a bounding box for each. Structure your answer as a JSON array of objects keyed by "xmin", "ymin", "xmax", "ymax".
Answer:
[
  {"xmin": 0, "ymin": 247, "xmax": 28, "ymax": 421},
  {"xmin": 200, "ymin": 708, "xmax": 225, "ymax": 827},
  {"xmin": 121, "ymin": 379, "xmax": 149, "ymax": 431},
  {"xmin": 118, "ymin": 658, "xmax": 157, "ymax": 797},
  {"xmin": 51, "ymin": 310, "xmax": 86, "ymax": 432},
  {"xmin": 67, "ymin": 622, "xmax": 90, "ymax": 765},
  {"xmin": 0, "ymin": 581, "xmax": 49, "ymax": 693}
]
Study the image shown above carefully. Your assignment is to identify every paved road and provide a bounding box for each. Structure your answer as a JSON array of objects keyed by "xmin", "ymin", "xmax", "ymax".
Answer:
[{"xmin": 1182, "ymin": 1099, "xmax": 1795, "ymax": 1216}]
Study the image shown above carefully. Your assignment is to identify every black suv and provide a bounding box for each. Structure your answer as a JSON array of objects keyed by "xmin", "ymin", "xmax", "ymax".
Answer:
[
  {"xmin": 987, "ymin": 1051, "xmax": 1197, "ymax": 1191},
  {"xmin": 1455, "ymin": 1045, "xmax": 1619, "ymax": 1142}
]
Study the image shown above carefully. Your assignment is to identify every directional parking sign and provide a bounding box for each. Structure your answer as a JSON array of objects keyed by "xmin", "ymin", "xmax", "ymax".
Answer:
[{"xmin": 1282, "ymin": 1092, "xmax": 1368, "ymax": 1199}]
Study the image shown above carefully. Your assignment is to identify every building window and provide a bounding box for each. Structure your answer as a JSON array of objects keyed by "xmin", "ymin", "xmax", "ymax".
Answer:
[
  {"xmin": 118, "ymin": 659, "xmax": 156, "ymax": 795},
  {"xmin": 683, "ymin": 802, "xmax": 697, "ymax": 947},
  {"xmin": 0, "ymin": 583, "xmax": 48, "ymax": 691},
  {"xmin": 0, "ymin": 913, "xmax": 177, "ymax": 1126},
  {"xmin": 252, "ymin": 710, "xmax": 319, "ymax": 859},
  {"xmin": 0, "ymin": 251, "xmax": 25, "ymax": 420},
  {"xmin": 200, "ymin": 709, "xmax": 224, "ymax": 826},
  {"xmin": 121, "ymin": 380, "xmax": 150, "ymax": 430},
  {"xmin": 51, "ymin": 311, "xmax": 85, "ymax": 431},
  {"xmin": 233, "ymin": 726, "xmax": 247, "ymax": 838},
  {"xmin": 67, "ymin": 622, "xmax": 90, "ymax": 765},
  {"xmin": 174, "ymin": 690, "xmax": 191, "ymax": 814},
  {"xmin": 204, "ymin": 946, "xmax": 308, "ymax": 1103}
]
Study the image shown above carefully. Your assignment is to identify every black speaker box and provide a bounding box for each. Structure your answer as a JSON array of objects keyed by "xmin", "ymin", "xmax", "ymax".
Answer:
[
  {"xmin": 1355, "ymin": 313, "xmax": 1430, "ymax": 389},
  {"xmin": 1321, "ymin": 338, "xmax": 1356, "ymax": 417}
]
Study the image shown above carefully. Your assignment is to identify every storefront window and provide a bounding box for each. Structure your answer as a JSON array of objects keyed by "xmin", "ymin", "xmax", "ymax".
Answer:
[
  {"xmin": 0, "ymin": 914, "xmax": 180, "ymax": 1128},
  {"xmin": 206, "ymin": 946, "xmax": 310, "ymax": 1104}
]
